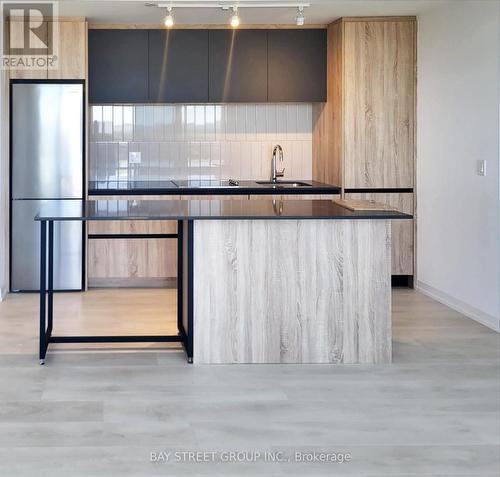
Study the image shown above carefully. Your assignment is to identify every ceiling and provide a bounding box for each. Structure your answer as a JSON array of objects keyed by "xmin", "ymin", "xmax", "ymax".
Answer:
[{"xmin": 57, "ymin": 0, "xmax": 456, "ymax": 25}]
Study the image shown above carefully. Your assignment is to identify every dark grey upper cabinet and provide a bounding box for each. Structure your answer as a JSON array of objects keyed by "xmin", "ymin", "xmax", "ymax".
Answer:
[
  {"xmin": 88, "ymin": 29, "xmax": 327, "ymax": 104},
  {"xmin": 209, "ymin": 30, "xmax": 268, "ymax": 102},
  {"xmin": 268, "ymin": 29, "xmax": 327, "ymax": 102},
  {"xmin": 88, "ymin": 30, "xmax": 149, "ymax": 103},
  {"xmin": 148, "ymin": 30, "xmax": 209, "ymax": 103}
]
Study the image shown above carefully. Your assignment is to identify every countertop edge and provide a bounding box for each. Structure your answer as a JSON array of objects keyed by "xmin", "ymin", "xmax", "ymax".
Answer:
[
  {"xmin": 88, "ymin": 187, "xmax": 342, "ymax": 196},
  {"xmin": 36, "ymin": 214, "xmax": 413, "ymax": 221}
]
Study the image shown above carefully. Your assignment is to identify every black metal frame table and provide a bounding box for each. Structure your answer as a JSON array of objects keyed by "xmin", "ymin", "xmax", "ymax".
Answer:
[
  {"xmin": 35, "ymin": 197, "xmax": 412, "ymax": 364},
  {"xmin": 38, "ymin": 218, "xmax": 193, "ymax": 365}
]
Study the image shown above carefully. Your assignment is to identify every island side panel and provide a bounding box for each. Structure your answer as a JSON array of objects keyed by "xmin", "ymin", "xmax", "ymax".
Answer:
[
  {"xmin": 192, "ymin": 219, "xmax": 391, "ymax": 364},
  {"xmin": 342, "ymin": 220, "xmax": 392, "ymax": 363}
]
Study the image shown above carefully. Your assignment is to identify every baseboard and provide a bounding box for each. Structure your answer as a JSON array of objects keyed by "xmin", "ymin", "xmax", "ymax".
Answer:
[
  {"xmin": 0, "ymin": 287, "xmax": 7, "ymax": 302},
  {"xmin": 416, "ymin": 280, "xmax": 500, "ymax": 332},
  {"xmin": 88, "ymin": 277, "xmax": 177, "ymax": 289}
]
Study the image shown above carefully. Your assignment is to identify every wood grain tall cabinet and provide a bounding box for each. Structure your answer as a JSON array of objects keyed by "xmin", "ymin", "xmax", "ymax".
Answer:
[
  {"xmin": 312, "ymin": 16, "xmax": 416, "ymax": 285},
  {"xmin": 7, "ymin": 18, "xmax": 87, "ymax": 79}
]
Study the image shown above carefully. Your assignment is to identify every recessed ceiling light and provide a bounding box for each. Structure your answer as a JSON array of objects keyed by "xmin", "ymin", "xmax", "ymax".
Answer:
[{"xmin": 163, "ymin": 6, "xmax": 174, "ymax": 27}]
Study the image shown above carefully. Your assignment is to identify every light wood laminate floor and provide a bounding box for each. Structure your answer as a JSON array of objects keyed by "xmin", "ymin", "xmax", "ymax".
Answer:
[{"xmin": 0, "ymin": 288, "xmax": 498, "ymax": 477}]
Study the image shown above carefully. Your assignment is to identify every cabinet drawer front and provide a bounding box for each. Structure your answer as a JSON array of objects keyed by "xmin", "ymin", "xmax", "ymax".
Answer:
[
  {"xmin": 345, "ymin": 192, "xmax": 414, "ymax": 275},
  {"xmin": 88, "ymin": 238, "xmax": 176, "ymax": 279}
]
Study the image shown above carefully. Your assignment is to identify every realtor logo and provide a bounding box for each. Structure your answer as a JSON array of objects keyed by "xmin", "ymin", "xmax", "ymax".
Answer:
[{"xmin": 1, "ymin": 1, "xmax": 59, "ymax": 70}]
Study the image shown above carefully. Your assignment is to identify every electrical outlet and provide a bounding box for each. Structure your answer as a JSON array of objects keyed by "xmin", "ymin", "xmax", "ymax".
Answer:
[
  {"xmin": 477, "ymin": 160, "xmax": 486, "ymax": 176},
  {"xmin": 129, "ymin": 152, "xmax": 141, "ymax": 164}
]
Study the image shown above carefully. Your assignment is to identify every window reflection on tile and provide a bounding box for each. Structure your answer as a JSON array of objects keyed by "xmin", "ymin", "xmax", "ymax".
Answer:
[
  {"xmin": 90, "ymin": 105, "xmax": 102, "ymax": 142},
  {"xmin": 96, "ymin": 143, "xmax": 107, "ymax": 181},
  {"xmin": 195, "ymin": 105, "xmax": 205, "ymax": 141},
  {"xmin": 113, "ymin": 106, "xmax": 123, "ymax": 141},
  {"xmin": 89, "ymin": 103, "xmax": 313, "ymax": 182},
  {"xmin": 174, "ymin": 105, "xmax": 184, "ymax": 140},
  {"xmin": 215, "ymin": 105, "xmax": 225, "ymax": 141},
  {"xmin": 205, "ymin": 105, "xmax": 215, "ymax": 141},
  {"xmin": 106, "ymin": 143, "xmax": 119, "ymax": 181},
  {"xmin": 165, "ymin": 106, "xmax": 175, "ymax": 141},
  {"xmin": 235, "ymin": 104, "xmax": 246, "ymax": 141},
  {"xmin": 118, "ymin": 142, "xmax": 129, "ymax": 181},
  {"xmin": 123, "ymin": 106, "xmax": 134, "ymax": 141},
  {"xmin": 208, "ymin": 142, "xmax": 221, "ymax": 180},
  {"xmin": 144, "ymin": 106, "xmax": 155, "ymax": 141},
  {"xmin": 134, "ymin": 105, "xmax": 146, "ymax": 141},
  {"xmin": 102, "ymin": 106, "xmax": 113, "ymax": 141},
  {"xmin": 185, "ymin": 105, "xmax": 195, "ymax": 141},
  {"xmin": 225, "ymin": 104, "xmax": 237, "ymax": 141}
]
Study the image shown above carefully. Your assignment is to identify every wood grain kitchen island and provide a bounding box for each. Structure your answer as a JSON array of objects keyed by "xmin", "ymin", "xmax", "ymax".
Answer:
[{"xmin": 35, "ymin": 199, "xmax": 411, "ymax": 365}]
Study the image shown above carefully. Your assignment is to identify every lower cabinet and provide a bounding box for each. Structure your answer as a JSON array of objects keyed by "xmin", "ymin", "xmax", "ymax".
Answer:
[
  {"xmin": 87, "ymin": 195, "xmax": 179, "ymax": 287},
  {"xmin": 87, "ymin": 238, "xmax": 176, "ymax": 287},
  {"xmin": 345, "ymin": 192, "xmax": 414, "ymax": 276}
]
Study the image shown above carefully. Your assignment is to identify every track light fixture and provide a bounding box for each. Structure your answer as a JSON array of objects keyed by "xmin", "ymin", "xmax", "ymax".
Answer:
[
  {"xmin": 295, "ymin": 6, "xmax": 305, "ymax": 26},
  {"xmin": 163, "ymin": 6, "xmax": 174, "ymax": 27},
  {"xmin": 153, "ymin": 3, "xmax": 311, "ymax": 28},
  {"xmin": 230, "ymin": 6, "xmax": 240, "ymax": 28}
]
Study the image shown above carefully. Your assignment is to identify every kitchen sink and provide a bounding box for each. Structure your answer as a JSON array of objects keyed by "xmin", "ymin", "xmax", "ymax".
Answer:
[{"xmin": 256, "ymin": 181, "xmax": 312, "ymax": 188}]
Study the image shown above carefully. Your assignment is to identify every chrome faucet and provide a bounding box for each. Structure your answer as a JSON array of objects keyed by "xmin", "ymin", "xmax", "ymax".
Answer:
[{"xmin": 271, "ymin": 145, "xmax": 285, "ymax": 183}]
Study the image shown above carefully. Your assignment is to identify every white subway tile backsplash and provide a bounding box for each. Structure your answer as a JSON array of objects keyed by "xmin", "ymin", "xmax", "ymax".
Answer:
[
  {"xmin": 152, "ymin": 106, "xmax": 164, "ymax": 141},
  {"xmin": 90, "ymin": 103, "xmax": 312, "ymax": 182},
  {"xmin": 205, "ymin": 105, "xmax": 216, "ymax": 141},
  {"xmin": 195, "ymin": 105, "xmax": 206, "ymax": 141},
  {"xmin": 276, "ymin": 104, "xmax": 288, "ymax": 135},
  {"xmin": 286, "ymin": 104, "xmax": 298, "ymax": 139},
  {"xmin": 225, "ymin": 104, "xmax": 237, "ymax": 141},
  {"xmin": 214, "ymin": 104, "xmax": 225, "ymax": 141},
  {"xmin": 106, "ymin": 142, "xmax": 119, "ymax": 181},
  {"xmin": 235, "ymin": 105, "xmax": 247, "ymax": 141},
  {"xmin": 134, "ymin": 106, "xmax": 146, "ymax": 141},
  {"xmin": 102, "ymin": 106, "xmax": 113, "ymax": 141},
  {"xmin": 90, "ymin": 106, "xmax": 101, "ymax": 142},
  {"xmin": 96, "ymin": 143, "xmax": 107, "ymax": 181},
  {"xmin": 112, "ymin": 106, "xmax": 123, "ymax": 142},
  {"xmin": 266, "ymin": 105, "xmax": 277, "ymax": 142},
  {"xmin": 123, "ymin": 106, "xmax": 134, "ymax": 141}
]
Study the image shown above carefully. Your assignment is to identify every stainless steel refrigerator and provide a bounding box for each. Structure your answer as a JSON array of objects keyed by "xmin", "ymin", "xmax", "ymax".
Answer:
[{"xmin": 10, "ymin": 81, "xmax": 84, "ymax": 292}]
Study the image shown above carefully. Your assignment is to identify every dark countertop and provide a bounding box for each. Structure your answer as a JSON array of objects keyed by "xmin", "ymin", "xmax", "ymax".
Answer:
[
  {"xmin": 88, "ymin": 179, "xmax": 342, "ymax": 196},
  {"xmin": 35, "ymin": 199, "xmax": 412, "ymax": 222}
]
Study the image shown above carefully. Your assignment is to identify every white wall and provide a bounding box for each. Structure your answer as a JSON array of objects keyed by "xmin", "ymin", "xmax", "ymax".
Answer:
[{"xmin": 417, "ymin": 0, "xmax": 500, "ymax": 331}]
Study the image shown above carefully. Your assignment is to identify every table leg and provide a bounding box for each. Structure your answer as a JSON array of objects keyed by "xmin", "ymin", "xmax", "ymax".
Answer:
[
  {"xmin": 186, "ymin": 220, "xmax": 194, "ymax": 364},
  {"xmin": 177, "ymin": 219, "xmax": 183, "ymax": 335},
  {"xmin": 39, "ymin": 220, "xmax": 47, "ymax": 365},
  {"xmin": 47, "ymin": 221, "xmax": 54, "ymax": 335}
]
